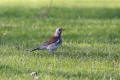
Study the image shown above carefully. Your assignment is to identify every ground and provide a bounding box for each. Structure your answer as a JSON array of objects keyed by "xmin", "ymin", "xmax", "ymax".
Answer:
[{"xmin": 0, "ymin": 0, "xmax": 120, "ymax": 80}]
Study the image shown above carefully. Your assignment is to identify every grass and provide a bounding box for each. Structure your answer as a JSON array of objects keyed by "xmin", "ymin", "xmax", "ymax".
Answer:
[{"xmin": 0, "ymin": 0, "xmax": 120, "ymax": 80}]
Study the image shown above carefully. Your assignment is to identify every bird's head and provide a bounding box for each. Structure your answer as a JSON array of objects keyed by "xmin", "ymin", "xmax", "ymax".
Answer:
[{"xmin": 54, "ymin": 27, "xmax": 63, "ymax": 37}]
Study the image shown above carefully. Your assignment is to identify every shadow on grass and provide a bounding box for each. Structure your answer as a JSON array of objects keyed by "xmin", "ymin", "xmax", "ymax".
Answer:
[
  {"xmin": 49, "ymin": 7, "xmax": 120, "ymax": 19},
  {"xmin": 0, "ymin": 7, "xmax": 120, "ymax": 19}
]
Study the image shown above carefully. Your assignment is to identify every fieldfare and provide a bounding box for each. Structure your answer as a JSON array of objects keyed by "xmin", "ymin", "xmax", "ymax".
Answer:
[{"xmin": 31, "ymin": 27, "xmax": 63, "ymax": 52}]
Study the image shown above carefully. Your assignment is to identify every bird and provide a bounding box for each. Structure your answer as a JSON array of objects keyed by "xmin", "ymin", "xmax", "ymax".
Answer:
[{"xmin": 31, "ymin": 27, "xmax": 63, "ymax": 52}]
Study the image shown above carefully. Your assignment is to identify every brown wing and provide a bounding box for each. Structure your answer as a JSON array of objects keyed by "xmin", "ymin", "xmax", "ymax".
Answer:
[{"xmin": 43, "ymin": 36, "xmax": 58, "ymax": 46}]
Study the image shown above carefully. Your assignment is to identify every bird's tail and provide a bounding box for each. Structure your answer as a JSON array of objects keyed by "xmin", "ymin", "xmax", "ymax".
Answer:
[
  {"xmin": 30, "ymin": 48, "xmax": 39, "ymax": 52},
  {"xmin": 30, "ymin": 46, "xmax": 47, "ymax": 52}
]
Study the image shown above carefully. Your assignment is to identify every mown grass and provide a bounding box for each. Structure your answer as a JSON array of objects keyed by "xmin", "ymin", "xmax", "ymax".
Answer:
[{"xmin": 0, "ymin": 0, "xmax": 120, "ymax": 80}]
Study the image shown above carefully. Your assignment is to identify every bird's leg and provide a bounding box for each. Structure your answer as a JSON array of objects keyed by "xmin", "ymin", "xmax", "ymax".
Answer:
[
  {"xmin": 52, "ymin": 51, "xmax": 54, "ymax": 54},
  {"xmin": 48, "ymin": 50, "xmax": 55, "ymax": 55}
]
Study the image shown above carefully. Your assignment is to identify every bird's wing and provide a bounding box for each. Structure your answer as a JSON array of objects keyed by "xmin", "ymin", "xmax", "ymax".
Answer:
[{"xmin": 43, "ymin": 36, "xmax": 58, "ymax": 46}]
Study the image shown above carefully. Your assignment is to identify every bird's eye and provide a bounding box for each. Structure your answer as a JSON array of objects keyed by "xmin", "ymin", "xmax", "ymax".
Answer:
[{"xmin": 59, "ymin": 29, "xmax": 61, "ymax": 31}]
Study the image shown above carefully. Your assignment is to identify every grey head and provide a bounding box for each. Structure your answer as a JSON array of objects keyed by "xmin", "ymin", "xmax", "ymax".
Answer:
[{"xmin": 54, "ymin": 27, "xmax": 63, "ymax": 37}]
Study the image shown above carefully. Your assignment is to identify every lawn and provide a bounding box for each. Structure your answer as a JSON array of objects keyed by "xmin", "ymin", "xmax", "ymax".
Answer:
[{"xmin": 0, "ymin": 0, "xmax": 120, "ymax": 80}]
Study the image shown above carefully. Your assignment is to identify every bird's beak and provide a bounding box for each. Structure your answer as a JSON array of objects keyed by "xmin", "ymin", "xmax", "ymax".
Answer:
[{"xmin": 62, "ymin": 28, "xmax": 65, "ymax": 31}]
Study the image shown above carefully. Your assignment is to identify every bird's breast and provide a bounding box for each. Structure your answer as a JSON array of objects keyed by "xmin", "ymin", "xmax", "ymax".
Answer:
[{"xmin": 47, "ymin": 38, "xmax": 62, "ymax": 51}]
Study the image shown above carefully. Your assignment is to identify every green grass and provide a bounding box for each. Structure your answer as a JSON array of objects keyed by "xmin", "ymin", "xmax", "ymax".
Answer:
[{"xmin": 0, "ymin": 0, "xmax": 120, "ymax": 80}]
